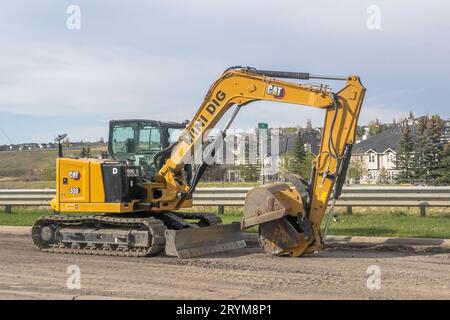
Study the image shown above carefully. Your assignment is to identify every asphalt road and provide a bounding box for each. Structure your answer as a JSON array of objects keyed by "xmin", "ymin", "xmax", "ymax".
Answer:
[{"xmin": 0, "ymin": 233, "xmax": 449, "ymax": 300}]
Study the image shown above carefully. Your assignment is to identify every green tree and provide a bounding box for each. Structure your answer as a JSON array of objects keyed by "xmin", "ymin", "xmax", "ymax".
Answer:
[
  {"xmin": 79, "ymin": 146, "xmax": 93, "ymax": 158},
  {"xmin": 293, "ymin": 131, "xmax": 306, "ymax": 163},
  {"xmin": 368, "ymin": 120, "xmax": 379, "ymax": 136},
  {"xmin": 281, "ymin": 151, "xmax": 314, "ymax": 179},
  {"xmin": 347, "ymin": 159, "xmax": 367, "ymax": 184},
  {"xmin": 99, "ymin": 151, "xmax": 109, "ymax": 159},
  {"xmin": 280, "ymin": 127, "xmax": 299, "ymax": 135},
  {"xmin": 356, "ymin": 126, "xmax": 365, "ymax": 139},
  {"xmin": 436, "ymin": 144, "xmax": 450, "ymax": 185},
  {"xmin": 396, "ymin": 121, "xmax": 414, "ymax": 183},
  {"xmin": 378, "ymin": 167, "xmax": 388, "ymax": 184},
  {"xmin": 79, "ymin": 146, "xmax": 87, "ymax": 158},
  {"xmin": 412, "ymin": 116, "xmax": 427, "ymax": 180},
  {"xmin": 423, "ymin": 115, "xmax": 444, "ymax": 183},
  {"xmin": 280, "ymin": 132, "xmax": 307, "ymax": 177},
  {"xmin": 240, "ymin": 164, "xmax": 260, "ymax": 181},
  {"xmin": 306, "ymin": 119, "xmax": 313, "ymax": 134}
]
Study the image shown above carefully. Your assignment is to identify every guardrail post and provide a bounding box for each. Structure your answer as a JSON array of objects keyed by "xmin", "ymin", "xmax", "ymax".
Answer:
[
  {"xmin": 4, "ymin": 205, "xmax": 12, "ymax": 214},
  {"xmin": 419, "ymin": 205, "xmax": 426, "ymax": 217},
  {"xmin": 218, "ymin": 205, "xmax": 224, "ymax": 215},
  {"xmin": 346, "ymin": 206, "xmax": 352, "ymax": 215}
]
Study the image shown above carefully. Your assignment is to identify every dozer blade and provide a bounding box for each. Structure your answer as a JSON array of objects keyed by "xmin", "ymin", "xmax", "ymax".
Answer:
[{"xmin": 164, "ymin": 223, "xmax": 246, "ymax": 259}]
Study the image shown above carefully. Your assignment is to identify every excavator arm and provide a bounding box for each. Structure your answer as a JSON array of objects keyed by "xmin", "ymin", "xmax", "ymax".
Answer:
[
  {"xmin": 30, "ymin": 66, "xmax": 365, "ymax": 260},
  {"xmin": 155, "ymin": 67, "xmax": 365, "ymax": 257}
]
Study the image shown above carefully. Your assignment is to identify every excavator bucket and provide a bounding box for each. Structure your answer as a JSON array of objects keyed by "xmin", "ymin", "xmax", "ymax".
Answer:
[
  {"xmin": 242, "ymin": 182, "xmax": 313, "ymax": 256},
  {"xmin": 241, "ymin": 183, "xmax": 292, "ymax": 229},
  {"xmin": 165, "ymin": 223, "xmax": 246, "ymax": 259}
]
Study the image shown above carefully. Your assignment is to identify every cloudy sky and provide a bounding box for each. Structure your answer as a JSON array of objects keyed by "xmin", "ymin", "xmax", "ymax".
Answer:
[{"xmin": 0, "ymin": 0, "xmax": 449, "ymax": 143}]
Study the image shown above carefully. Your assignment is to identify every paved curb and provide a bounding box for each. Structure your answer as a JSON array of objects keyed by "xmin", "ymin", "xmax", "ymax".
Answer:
[
  {"xmin": 238, "ymin": 233, "xmax": 450, "ymax": 248},
  {"xmin": 325, "ymin": 235, "xmax": 450, "ymax": 247},
  {"xmin": 0, "ymin": 226, "xmax": 31, "ymax": 236},
  {"xmin": 1, "ymin": 226, "xmax": 449, "ymax": 248}
]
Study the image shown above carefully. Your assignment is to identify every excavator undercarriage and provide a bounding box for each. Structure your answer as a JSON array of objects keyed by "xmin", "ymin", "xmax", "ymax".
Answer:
[{"xmin": 32, "ymin": 211, "xmax": 244, "ymax": 258}]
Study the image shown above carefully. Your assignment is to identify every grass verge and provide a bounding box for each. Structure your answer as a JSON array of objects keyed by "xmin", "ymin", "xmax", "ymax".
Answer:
[
  {"xmin": 1, "ymin": 207, "xmax": 449, "ymax": 239},
  {"xmin": 0, "ymin": 209, "xmax": 51, "ymax": 226}
]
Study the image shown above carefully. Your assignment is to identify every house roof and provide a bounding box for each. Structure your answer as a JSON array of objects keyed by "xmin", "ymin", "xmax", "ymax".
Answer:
[{"xmin": 353, "ymin": 125, "xmax": 403, "ymax": 154}]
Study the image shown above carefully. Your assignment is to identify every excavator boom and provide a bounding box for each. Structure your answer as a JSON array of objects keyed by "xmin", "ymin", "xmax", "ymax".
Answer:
[{"xmin": 157, "ymin": 67, "xmax": 365, "ymax": 257}]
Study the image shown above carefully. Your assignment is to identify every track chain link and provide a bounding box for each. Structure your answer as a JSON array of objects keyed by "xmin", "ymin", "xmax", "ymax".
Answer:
[{"xmin": 32, "ymin": 215, "xmax": 166, "ymax": 257}]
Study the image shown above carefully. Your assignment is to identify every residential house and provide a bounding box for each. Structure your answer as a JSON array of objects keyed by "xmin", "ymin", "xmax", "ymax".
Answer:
[{"xmin": 351, "ymin": 126, "xmax": 402, "ymax": 184}]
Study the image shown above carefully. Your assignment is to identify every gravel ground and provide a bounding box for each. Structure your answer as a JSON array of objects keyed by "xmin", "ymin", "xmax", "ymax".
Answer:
[{"xmin": 0, "ymin": 233, "xmax": 449, "ymax": 300}]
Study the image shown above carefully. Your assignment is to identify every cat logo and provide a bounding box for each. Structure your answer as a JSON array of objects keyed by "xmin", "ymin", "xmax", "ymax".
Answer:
[
  {"xmin": 69, "ymin": 171, "xmax": 80, "ymax": 180},
  {"xmin": 267, "ymin": 85, "xmax": 285, "ymax": 98}
]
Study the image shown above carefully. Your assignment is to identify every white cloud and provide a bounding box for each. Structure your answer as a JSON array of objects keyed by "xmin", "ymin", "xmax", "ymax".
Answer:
[
  {"xmin": 0, "ymin": 41, "xmax": 224, "ymax": 120},
  {"xmin": 0, "ymin": 0, "xmax": 449, "ymax": 143}
]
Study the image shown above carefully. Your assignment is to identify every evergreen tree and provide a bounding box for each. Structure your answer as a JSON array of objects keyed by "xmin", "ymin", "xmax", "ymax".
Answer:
[
  {"xmin": 396, "ymin": 121, "xmax": 414, "ymax": 183},
  {"xmin": 368, "ymin": 120, "xmax": 379, "ymax": 136},
  {"xmin": 281, "ymin": 131, "xmax": 307, "ymax": 176},
  {"xmin": 280, "ymin": 152, "xmax": 314, "ymax": 179},
  {"xmin": 356, "ymin": 126, "xmax": 365, "ymax": 138},
  {"xmin": 412, "ymin": 116, "xmax": 427, "ymax": 180},
  {"xmin": 423, "ymin": 115, "xmax": 444, "ymax": 183},
  {"xmin": 99, "ymin": 151, "xmax": 109, "ymax": 159},
  {"xmin": 306, "ymin": 119, "xmax": 313, "ymax": 134},
  {"xmin": 79, "ymin": 146, "xmax": 87, "ymax": 158},
  {"xmin": 436, "ymin": 144, "xmax": 450, "ymax": 185},
  {"xmin": 292, "ymin": 131, "xmax": 306, "ymax": 163},
  {"xmin": 378, "ymin": 167, "xmax": 388, "ymax": 184},
  {"xmin": 279, "ymin": 132, "xmax": 310, "ymax": 179}
]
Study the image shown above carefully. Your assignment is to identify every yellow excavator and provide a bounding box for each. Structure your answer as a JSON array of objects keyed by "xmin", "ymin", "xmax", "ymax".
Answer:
[{"xmin": 31, "ymin": 67, "xmax": 365, "ymax": 258}]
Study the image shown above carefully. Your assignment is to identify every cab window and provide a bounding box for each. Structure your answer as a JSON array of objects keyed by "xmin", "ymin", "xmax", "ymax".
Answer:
[
  {"xmin": 111, "ymin": 126, "xmax": 135, "ymax": 154},
  {"xmin": 138, "ymin": 127, "xmax": 161, "ymax": 152},
  {"xmin": 168, "ymin": 128, "xmax": 181, "ymax": 144}
]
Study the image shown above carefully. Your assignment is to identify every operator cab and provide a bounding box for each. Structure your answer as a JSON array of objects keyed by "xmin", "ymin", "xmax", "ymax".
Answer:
[{"xmin": 108, "ymin": 119, "xmax": 185, "ymax": 180}]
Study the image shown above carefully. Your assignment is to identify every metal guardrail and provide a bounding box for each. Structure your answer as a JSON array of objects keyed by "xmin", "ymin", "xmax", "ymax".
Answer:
[
  {"xmin": 0, "ymin": 190, "xmax": 56, "ymax": 212},
  {"xmin": 1, "ymin": 186, "xmax": 450, "ymax": 216}
]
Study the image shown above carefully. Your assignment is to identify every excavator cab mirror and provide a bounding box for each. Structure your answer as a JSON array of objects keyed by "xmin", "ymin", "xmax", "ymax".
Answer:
[{"xmin": 55, "ymin": 133, "xmax": 67, "ymax": 158}]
